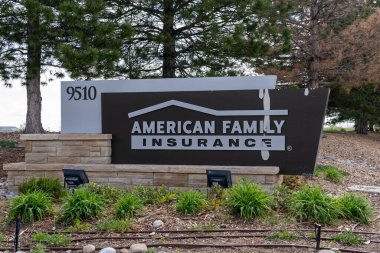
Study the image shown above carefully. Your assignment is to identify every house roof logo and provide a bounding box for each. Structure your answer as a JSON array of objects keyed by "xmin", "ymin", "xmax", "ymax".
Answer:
[
  {"xmin": 128, "ymin": 100, "xmax": 288, "ymax": 118},
  {"xmin": 127, "ymin": 88, "xmax": 287, "ymax": 161}
]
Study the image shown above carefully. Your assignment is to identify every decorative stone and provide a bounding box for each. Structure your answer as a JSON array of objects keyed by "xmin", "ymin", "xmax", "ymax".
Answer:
[
  {"xmin": 120, "ymin": 249, "xmax": 129, "ymax": 253},
  {"xmin": 129, "ymin": 243, "xmax": 148, "ymax": 253},
  {"xmin": 83, "ymin": 244, "xmax": 96, "ymax": 253},
  {"xmin": 317, "ymin": 250, "xmax": 335, "ymax": 253},
  {"xmin": 348, "ymin": 185, "xmax": 380, "ymax": 194},
  {"xmin": 153, "ymin": 220, "xmax": 164, "ymax": 229},
  {"xmin": 99, "ymin": 247, "xmax": 117, "ymax": 253}
]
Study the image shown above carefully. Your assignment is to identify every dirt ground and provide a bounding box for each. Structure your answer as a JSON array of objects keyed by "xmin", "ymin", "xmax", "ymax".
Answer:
[
  {"xmin": 0, "ymin": 131, "xmax": 379, "ymax": 253},
  {"xmin": 316, "ymin": 132, "xmax": 380, "ymax": 196},
  {"xmin": 0, "ymin": 133, "xmax": 24, "ymax": 177}
]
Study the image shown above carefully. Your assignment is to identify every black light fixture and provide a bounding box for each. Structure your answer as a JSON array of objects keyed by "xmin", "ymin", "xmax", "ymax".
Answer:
[
  {"xmin": 63, "ymin": 169, "xmax": 89, "ymax": 189},
  {"xmin": 206, "ymin": 170, "xmax": 232, "ymax": 188}
]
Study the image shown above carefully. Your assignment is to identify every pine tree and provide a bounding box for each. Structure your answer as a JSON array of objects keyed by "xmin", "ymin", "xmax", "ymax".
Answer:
[
  {"xmin": 111, "ymin": 0, "xmax": 292, "ymax": 78},
  {"xmin": 325, "ymin": 8, "xmax": 380, "ymax": 134},
  {"xmin": 0, "ymin": 0, "xmax": 129, "ymax": 133},
  {"xmin": 259, "ymin": 0, "xmax": 377, "ymax": 88},
  {"xmin": 328, "ymin": 84, "xmax": 380, "ymax": 134}
]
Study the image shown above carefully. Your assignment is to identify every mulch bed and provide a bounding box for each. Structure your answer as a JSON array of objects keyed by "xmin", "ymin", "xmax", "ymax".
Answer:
[
  {"xmin": 0, "ymin": 133, "xmax": 24, "ymax": 178},
  {"xmin": 0, "ymin": 131, "xmax": 379, "ymax": 253}
]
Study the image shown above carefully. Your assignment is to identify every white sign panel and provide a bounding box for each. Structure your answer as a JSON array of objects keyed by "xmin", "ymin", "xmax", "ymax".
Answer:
[{"xmin": 61, "ymin": 76, "xmax": 276, "ymax": 133}]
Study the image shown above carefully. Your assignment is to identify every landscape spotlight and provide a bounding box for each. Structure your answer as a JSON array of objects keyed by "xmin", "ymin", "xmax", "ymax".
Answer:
[
  {"xmin": 63, "ymin": 169, "xmax": 89, "ymax": 189},
  {"xmin": 206, "ymin": 170, "xmax": 232, "ymax": 188}
]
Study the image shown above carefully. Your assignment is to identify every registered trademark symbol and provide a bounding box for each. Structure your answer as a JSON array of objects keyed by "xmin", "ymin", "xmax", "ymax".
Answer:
[{"xmin": 287, "ymin": 145, "xmax": 293, "ymax": 151}]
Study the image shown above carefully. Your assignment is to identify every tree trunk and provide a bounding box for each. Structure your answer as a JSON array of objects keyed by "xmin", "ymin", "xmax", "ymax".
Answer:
[
  {"xmin": 355, "ymin": 112, "xmax": 368, "ymax": 135},
  {"xmin": 25, "ymin": 2, "xmax": 44, "ymax": 134},
  {"xmin": 308, "ymin": 1, "xmax": 320, "ymax": 88},
  {"xmin": 162, "ymin": 0, "xmax": 176, "ymax": 78}
]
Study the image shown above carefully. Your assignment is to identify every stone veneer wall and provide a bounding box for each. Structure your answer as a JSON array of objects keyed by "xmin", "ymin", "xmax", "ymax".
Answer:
[{"xmin": 4, "ymin": 134, "xmax": 282, "ymax": 192}]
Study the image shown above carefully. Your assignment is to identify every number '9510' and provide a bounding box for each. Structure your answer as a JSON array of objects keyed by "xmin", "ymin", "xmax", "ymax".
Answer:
[{"xmin": 66, "ymin": 86, "xmax": 97, "ymax": 100}]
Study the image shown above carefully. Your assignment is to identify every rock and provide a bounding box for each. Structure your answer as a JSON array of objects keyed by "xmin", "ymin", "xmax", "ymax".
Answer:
[
  {"xmin": 129, "ymin": 243, "xmax": 148, "ymax": 253},
  {"xmin": 5, "ymin": 192, "xmax": 16, "ymax": 199},
  {"xmin": 83, "ymin": 244, "xmax": 96, "ymax": 253},
  {"xmin": 15, "ymin": 251, "xmax": 27, "ymax": 253},
  {"xmin": 324, "ymin": 156, "xmax": 337, "ymax": 161},
  {"xmin": 153, "ymin": 219, "xmax": 164, "ymax": 229},
  {"xmin": 219, "ymin": 224, "xmax": 227, "ymax": 228},
  {"xmin": 99, "ymin": 247, "xmax": 117, "ymax": 253},
  {"xmin": 149, "ymin": 231, "xmax": 156, "ymax": 236},
  {"xmin": 158, "ymin": 251, "xmax": 167, "ymax": 253},
  {"xmin": 317, "ymin": 250, "xmax": 335, "ymax": 253},
  {"xmin": 348, "ymin": 185, "xmax": 380, "ymax": 194},
  {"xmin": 120, "ymin": 249, "xmax": 129, "ymax": 253}
]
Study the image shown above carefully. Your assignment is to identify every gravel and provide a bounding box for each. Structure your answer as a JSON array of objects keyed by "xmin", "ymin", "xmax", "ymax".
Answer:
[{"xmin": 0, "ymin": 177, "xmax": 7, "ymax": 199}]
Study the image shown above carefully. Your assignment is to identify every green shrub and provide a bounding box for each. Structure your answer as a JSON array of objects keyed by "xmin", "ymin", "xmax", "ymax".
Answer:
[
  {"xmin": 337, "ymin": 193, "xmax": 373, "ymax": 224},
  {"xmin": 133, "ymin": 185, "xmax": 176, "ymax": 205},
  {"xmin": 115, "ymin": 193, "xmax": 143, "ymax": 219},
  {"xmin": 97, "ymin": 219, "xmax": 132, "ymax": 232},
  {"xmin": 332, "ymin": 231, "xmax": 364, "ymax": 246},
  {"xmin": 208, "ymin": 185, "xmax": 227, "ymax": 210},
  {"xmin": 18, "ymin": 177, "xmax": 66, "ymax": 200},
  {"xmin": 267, "ymin": 230, "xmax": 299, "ymax": 240},
  {"xmin": 289, "ymin": 185, "xmax": 340, "ymax": 224},
  {"xmin": 272, "ymin": 185, "xmax": 293, "ymax": 211},
  {"xmin": 283, "ymin": 175, "xmax": 304, "ymax": 190},
  {"xmin": 324, "ymin": 168, "xmax": 344, "ymax": 183},
  {"xmin": 86, "ymin": 182, "xmax": 122, "ymax": 203},
  {"xmin": 31, "ymin": 243, "xmax": 45, "ymax": 253},
  {"xmin": 0, "ymin": 140, "xmax": 17, "ymax": 148},
  {"xmin": 32, "ymin": 232, "xmax": 71, "ymax": 246},
  {"xmin": 191, "ymin": 223, "xmax": 216, "ymax": 231},
  {"xmin": 224, "ymin": 179, "xmax": 272, "ymax": 220},
  {"xmin": 315, "ymin": 165, "xmax": 348, "ymax": 183},
  {"xmin": 65, "ymin": 219, "xmax": 92, "ymax": 232},
  {"xmin": 61, "ymin": 187, "xmax": 105, "ymax": 223},
  {"xmin": 175, "ymin": 190, "xmax": 207, "ymax": 215},
  {"xmin": 8, "ymin": 191, "xmax": 52, "ymax": 223},
  {"xmin": 0, "ymin": 232, "xmax": 4, "ymax": 243}
]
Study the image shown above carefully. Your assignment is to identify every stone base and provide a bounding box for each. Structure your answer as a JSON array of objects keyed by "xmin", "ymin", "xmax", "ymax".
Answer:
[
  {"xmin": 4, "ymin": 134, "xmax": 283, "ymax": 192},
  {"xmin": 4, "ymin": 162, "xmax": 282, "ymax": 192}
]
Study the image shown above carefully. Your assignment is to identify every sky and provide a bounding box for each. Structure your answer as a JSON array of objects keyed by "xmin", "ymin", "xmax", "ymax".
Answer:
[
  {"xmin": 0, "ymin": 77, "xmax": 353, "ymax": 132},
  {"xmin": 0, "ymin": 78, "xmax": 67, "ymax": 132}
]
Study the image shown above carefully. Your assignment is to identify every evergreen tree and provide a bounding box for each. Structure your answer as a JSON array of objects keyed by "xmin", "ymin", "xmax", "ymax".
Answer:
[
  {"xmin": 111, "ymin": 0, "xmax": 292, "ymax": 78},
  {"xmin": 0, "ymin": 0, "xmax": 129, "ymax": 133},
  {"xmin": 324, "ymin": 8, "xmax": 379, "ymax": 134},
  {"xmin": 259, "ymin": 0, "xmax": 377, "ymax": 88},
  {"xmin": 328, "ymin": 84, "xmax": 380, "ymax": 134}
]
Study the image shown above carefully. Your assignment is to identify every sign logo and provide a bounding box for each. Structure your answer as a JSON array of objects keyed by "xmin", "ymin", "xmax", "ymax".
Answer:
[{"xmin": 128, "ymin": 97, "xmax": 288, "ymax": 161}]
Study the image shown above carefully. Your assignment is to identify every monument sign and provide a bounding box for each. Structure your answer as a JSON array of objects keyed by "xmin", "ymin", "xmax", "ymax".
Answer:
[{"xmin": 61, "ymin": 76, "xmax": 329, "ymax": 175}]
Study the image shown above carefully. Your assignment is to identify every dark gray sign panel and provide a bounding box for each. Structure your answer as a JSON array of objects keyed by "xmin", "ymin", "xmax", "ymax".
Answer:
[{"xmin": 102, "ymin": 88, "xmax": 329, "ymax": 175}]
